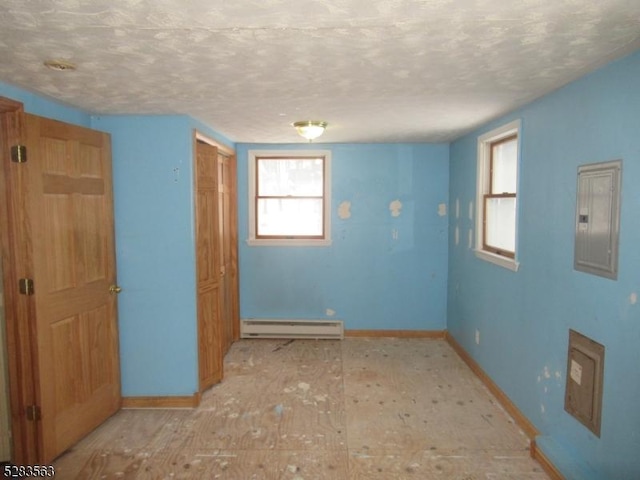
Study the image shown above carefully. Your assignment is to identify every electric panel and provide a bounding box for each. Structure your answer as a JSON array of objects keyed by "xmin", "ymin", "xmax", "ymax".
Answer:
[
  {"xmin": 574, "ymin": 159, "xmax": 621, "ymax": 279},
  {"xmin": 564, "ymin": 329, "xmax": 605, "ymax": 437}
]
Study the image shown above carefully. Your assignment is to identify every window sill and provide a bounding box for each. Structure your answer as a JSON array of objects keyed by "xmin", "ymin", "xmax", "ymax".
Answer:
[
  {"xmin": 474, "ymin": 249, "xmax": 520, "ymax": 272},
  {"xmin": 247, "ymin": 238, "xmax": 332, "ymax": 247}
]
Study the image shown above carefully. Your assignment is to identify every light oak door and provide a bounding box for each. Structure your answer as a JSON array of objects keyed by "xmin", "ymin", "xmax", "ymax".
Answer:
[
  {"xmin": 227, "ymin": 154, "xmax": 240, "ymax": 346},
  {"xmin": 217, "ymin": 151, "xmax": 236, "ymax": 354},
  {"xmin": 12, "ymin": 113, "xmax": 121, "ymax": 462},
  {"xmin": 195, "ymin": 140, "xmax": 224, "ymax": 390}
]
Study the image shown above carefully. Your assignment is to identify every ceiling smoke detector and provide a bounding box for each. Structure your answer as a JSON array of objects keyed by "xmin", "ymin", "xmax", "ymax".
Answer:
[{"xmin": 44, "ymin": 59, "xmax": 77, "ymax": 71}]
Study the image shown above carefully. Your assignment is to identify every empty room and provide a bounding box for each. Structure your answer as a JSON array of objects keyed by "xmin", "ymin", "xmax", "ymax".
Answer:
[{"xmin": 0, "ymin": 1, "xmax": 639, "ymax": 479}]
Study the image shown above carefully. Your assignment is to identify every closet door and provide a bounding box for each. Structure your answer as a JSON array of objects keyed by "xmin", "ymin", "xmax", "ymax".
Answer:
[
  {"xmin": 195, "ymin": 140, "xmax": 223, "ymax": 390},
  {"xmin": 195, "ymin": 137, "xmax": 239, "ymax": 391},
  {"xmin": 227, "ymin": 153, "xmax": 240, "ymax": 344},
  {"xmin": 217, "ymin": 151, "xmax": 238, "ymax": 354}
]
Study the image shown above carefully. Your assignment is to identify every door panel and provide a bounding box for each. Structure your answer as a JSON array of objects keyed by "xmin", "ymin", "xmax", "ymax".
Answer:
[
  {"xmin": 195, "ymin": 138, "xmax": 239, "ymax": 392},
  {"xmin": 0, "ymin": 257, "xmax": 12, "ymax": 459},
  {"xmin": 195, "ymin": 141, "xmax": 223, "ymax": 390},
  {"xmin": 227, "ymin": 155, "xmax": 240, "ymax": 342},
  {"xmin": 23, "ymin": 113, "xmax": 120, "ymax": 461},
  {"xmin": 0, "ymin": 107, "xmax": 38, "ymax": 464},
  {"xmin": 218, "ymin": 154, "xmax": 234, "ymax": 353},
  {"xmin": 197, "ymin": 286, "xmax": 222, "ymax": 389}
]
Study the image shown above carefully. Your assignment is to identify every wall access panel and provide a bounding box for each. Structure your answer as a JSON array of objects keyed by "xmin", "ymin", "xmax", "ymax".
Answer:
[{"xmin": 564, "ymin": 329, "xmax": 605, "ymax": 437}]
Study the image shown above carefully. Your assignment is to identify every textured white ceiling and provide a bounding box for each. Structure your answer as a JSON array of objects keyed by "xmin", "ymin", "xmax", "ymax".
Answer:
[{"xmin": 0, "ymin": 0, "xmax": 639, "ymax": 143}]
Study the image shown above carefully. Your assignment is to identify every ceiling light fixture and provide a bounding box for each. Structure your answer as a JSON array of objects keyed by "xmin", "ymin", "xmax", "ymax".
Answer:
[
  {"xmin": 293, "ymin": 120, "xmax": 327, "ymax": 141},
  {"xmin": 43, "ymin": 59, "xmax": 77, "ymax": 71}
]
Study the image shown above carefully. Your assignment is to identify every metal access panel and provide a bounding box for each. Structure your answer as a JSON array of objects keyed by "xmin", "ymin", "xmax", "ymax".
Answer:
[
  {"xmin": 564, "ymin": 329, "xmax": 605, "ymax": 437},
  {"xmin": 574, "ymin": 160, "xmax": 622, "ymax": 280}
]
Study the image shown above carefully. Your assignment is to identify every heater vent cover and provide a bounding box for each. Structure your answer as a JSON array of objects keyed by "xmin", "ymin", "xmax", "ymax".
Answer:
[{"xmin": 240, "ymin": 319, "xmax": 344, "ymax": 340}]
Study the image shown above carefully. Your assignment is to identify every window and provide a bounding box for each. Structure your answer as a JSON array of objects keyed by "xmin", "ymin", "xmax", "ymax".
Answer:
[
  {"xmin": 248, "ymin": 150, "xmax": 331, "ymax": 246},
  {"xmin": 475, "ymin": 120, "xmax": 520, "ymax": 271}
]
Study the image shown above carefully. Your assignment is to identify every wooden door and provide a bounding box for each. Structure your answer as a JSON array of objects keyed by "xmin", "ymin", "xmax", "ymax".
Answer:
[
  {"xmin": 5, "ymin": 113, "xmax": 121, "ymax": 462},
  {"xmin": 195, "ymin": 140, "xmax": 223, "ymax": 390},
  {"xmin": 226, "ymin": 153, "xmax": 240, "ymax": 344},
  {"xmin": 217, "ymin": 151, "xmax": 235, "ymax": 354}
]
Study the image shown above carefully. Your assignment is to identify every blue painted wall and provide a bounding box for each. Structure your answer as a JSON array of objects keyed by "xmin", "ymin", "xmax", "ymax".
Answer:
[
  {"xmin": 447, "ymin": 50, "xmax": 640, "ymax": 479},
  {"xmin": 236, "ymin": 143, "xmax": 449, "ymax": 330},
  {"xmin": 90, "ymin": 115, "xmax": 200, "ymax": 396},
  {"xmin": 89, "ymin": 115, "xmax": 232, "ymax": 396},
  {"xmin": 0, "ymin": 80, "xmax": 90, "ymax": 126}
]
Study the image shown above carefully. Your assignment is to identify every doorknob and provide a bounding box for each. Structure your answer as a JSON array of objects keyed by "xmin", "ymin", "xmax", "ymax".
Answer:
[{"xmin": 109, "ymin": 285, "xmax": 122, "ymax": 294}]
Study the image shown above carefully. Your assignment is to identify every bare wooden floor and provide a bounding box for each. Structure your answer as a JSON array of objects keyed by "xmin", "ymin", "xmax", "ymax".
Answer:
[{"xmin": 54, "ymin": 338, "xmax": 549, "ymax": 479}]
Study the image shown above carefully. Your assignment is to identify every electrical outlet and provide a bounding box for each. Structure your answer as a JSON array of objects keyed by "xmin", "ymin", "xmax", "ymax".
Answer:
[{"xmin": 475, "ymin": 329, "xmax": 480, "ymax": 345}]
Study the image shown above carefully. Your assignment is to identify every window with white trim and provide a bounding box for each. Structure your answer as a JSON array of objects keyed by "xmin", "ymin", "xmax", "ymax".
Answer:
[
  {"xmin": 248, "ymin": 150, "xmax": 331, "ymax": 246},
  {"xmin": 475, "ymin": 120, "xmax": 520, "ymax": 271}
]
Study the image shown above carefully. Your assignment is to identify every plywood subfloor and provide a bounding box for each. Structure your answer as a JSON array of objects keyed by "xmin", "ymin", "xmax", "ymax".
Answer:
[{"xmin": 54, "ymin": 338, "xmax": 549, "ymax": 479}]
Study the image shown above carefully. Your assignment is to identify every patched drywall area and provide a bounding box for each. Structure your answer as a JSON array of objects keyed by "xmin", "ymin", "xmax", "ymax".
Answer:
[
  {"xmin": 450, "ymin": 197, "xmax": 474, "ymax": 251},
  {"xmin": 537, "ymin": 364, "xmax": 563, "ymax": 418},
  {"xmin": 338, "ymin": 201, "xmax": 352, "ymax": 220},
  {"xmin": 389, "ymin": 199, "xmax": 402, "ymax": 217},
  {"xmin": 238, "ymin": 142, "xmax": 449, "ymax": 331}
]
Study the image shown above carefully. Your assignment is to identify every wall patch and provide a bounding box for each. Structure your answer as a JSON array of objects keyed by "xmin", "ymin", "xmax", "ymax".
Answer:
[
  {"xmin": 338, "ymin": 201, "xmax": 352, "ymax": 219},
  {"xmin": 389, "ymin": 199, "xmax": 402, "ymax": 217}
]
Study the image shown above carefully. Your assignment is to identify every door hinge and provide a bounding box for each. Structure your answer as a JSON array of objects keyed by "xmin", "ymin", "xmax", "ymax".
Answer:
[
  {"xmin": 18, "ymin": 278, "xmax": 34, "ymax": 295},
  {"xmin": 26, "ymin": 405, "xmax": 41, "ymax": 422},
  {"xmin": 10, "ymin": 145, "xmax": 27, "ymax": 163}
]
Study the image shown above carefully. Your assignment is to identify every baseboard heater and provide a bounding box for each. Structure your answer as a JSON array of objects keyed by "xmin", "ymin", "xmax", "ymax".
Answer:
[{"xmin": 240, "ymin": 319, "xmax": 344, "ymax": 340}]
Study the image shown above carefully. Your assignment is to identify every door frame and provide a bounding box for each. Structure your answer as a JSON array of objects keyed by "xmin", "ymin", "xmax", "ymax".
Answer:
[{"xmin": 0, "ymin": 97, "xmax": 39, "ymax": 463}]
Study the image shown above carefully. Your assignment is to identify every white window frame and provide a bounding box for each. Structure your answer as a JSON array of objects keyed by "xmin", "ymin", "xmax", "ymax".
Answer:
[
  {"xmin": 247, "ymin": 150, "xmax": 332, "ymax": 246},
  {"xmin": 475, "ymin": 120, "xmax": 521, "ymax": 271}
]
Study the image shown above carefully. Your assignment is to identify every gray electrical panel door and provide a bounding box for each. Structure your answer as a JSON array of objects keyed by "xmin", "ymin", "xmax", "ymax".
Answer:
[
  {"xmin": 574, "ymin": 160, "xmax": 621, "ymax": 280},
  {"xmin": 564, "ymin": 329, "xmax": 605, "ymax": 437}
]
